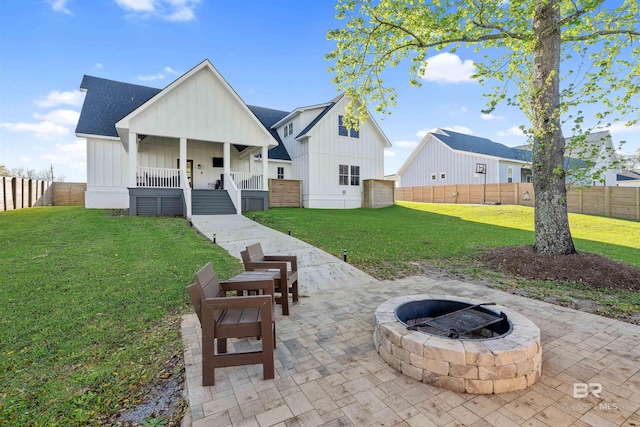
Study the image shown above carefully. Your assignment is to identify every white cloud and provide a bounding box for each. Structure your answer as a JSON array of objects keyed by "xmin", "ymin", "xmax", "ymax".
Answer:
[
  {"xmin": 95, "ymin": 62, "xmax": 104, "ymax": 70},
  {"xmin": 34, "ymin": 109, "xmax": 80, "ymax": 126},
  {"xmin": 597, "ymin": 122, "xmax": 640, "ymax": 134},
  {"xmin": 384, "ymin": 150, "xmax": 396, "ymax": 157},
  {"xmin": 137, "ymin": 73, "xmax": 165, "ymax": 81},
  {"xmin": 497, "ymin": 126, "xmax": 525, "ymax": 137},
  {"xmin": 115, "ymin": 0, "xmax": 155, "ymax": 12},
  {"xmin": 419, "ymin": 52, "xmax": 476, "ymax": 84},
  {"xmin": 394, "ymin": 140, "xmax": 419, "ymax": 148},
  {"xmin": 164, "ymin": 66, "xmax": 178, "ymax": 74},
  {"xmin": 34, "ymin": 90, "xmax": 84, "ymax": 108},
  {"xmin": 0, "ymin": 121, "xmax": 70, "ymax": 140},
  {"xmin": 115, "ymin": 0, "xmax": 200, "ymax": 22},
  {"xmin": 40, "ymin": 140, "xmax": 87, "ymax": 180},
  {"xmin": 49, "ymin": 0, "xmax": 72, "ymax": 14},
  {"xmin": 417, "ymin": 126, "xmax": 473, "ymax": 138},
  {"xmin": 481, "ymin": 113, "xmax": 504, "ymax": 120}
]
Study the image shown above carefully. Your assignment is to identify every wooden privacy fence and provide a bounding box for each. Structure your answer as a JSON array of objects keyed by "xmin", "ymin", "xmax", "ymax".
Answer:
[
  {"xmin": 397, "ymin": 183, "xmax": 640, "ymax": 221},
  {"xmin": 1, "ymin": 178, "xmax": 86, "ymax": 211},
  {"xmin": 268, "ymin": 179, "xmax": 301, "ymax": 208},
  {"xmin": 362, "ymin": 179, "xmax": 395, "ymax": 208}
]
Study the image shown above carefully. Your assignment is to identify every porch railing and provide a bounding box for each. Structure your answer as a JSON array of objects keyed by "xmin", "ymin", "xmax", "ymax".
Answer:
[
  {"xmin": 230, "ymin": 172, "xmax": 263, "ymax": 190},
  {"xmin": 137, "ymin": 167, "xmax": 180, "ymax": 188}
]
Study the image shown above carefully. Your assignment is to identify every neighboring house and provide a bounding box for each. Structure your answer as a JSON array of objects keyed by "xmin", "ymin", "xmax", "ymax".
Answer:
[
  {"xmin": 617, "ymin": 169, "xmax": 640, "ymax": 187},
  {"xmin": 75, "ymin": 59, "xmax": 391, "ymax": 216},
  {"xmin": 396, "ymin": 128, "xmax": 620, "ymax": 188},
  {"xmin": 396, "ymin": 129, "xmax": 531, "ymax": 188},
  {"xmin": 564, "ymin": 130, "xmax": 620, "ymax": 186}
]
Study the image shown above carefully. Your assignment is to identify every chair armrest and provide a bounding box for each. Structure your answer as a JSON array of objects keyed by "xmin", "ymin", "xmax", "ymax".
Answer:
[
  {"xmin": 264, "ymin": 255, "xmax": 297, "ymax": 271},
  {"xmin": 220, "ymin": 279, "xmax": 274, "ymax": 296},
  {"xmin": 202, "ymin": 294, "xmax": 272, "ymax": 310},
  {"xmin": 242, "ymin": 261, "xmax": 287, "ymax": 280}
]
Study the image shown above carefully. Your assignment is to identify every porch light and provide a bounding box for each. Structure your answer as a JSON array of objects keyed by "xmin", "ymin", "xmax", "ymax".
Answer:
[{"xmin": 197, "ymin": 164, "xmax": 201, "ymax": 169}]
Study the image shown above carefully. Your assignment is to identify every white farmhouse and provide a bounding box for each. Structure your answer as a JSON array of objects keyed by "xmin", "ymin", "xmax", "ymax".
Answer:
[
  {"xmin": 396, "ymin": 129, "xmax": 531, "ymax": 188},
  {"xmin": 75, "ymin": 60, "xmax": 390, "ymax": 216},
  {"xmin": 396, "ymin": 128, "xmax": 620, "ymax": 188}
]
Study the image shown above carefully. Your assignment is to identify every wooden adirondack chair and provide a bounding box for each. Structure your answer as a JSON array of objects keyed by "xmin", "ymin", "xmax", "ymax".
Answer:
[
  {"xmin": 186, "ymin": 262, "xmax": 276, "ymax": 386},
  {"xmin": 240, "ymin": 243, "xmax": 299, "ymax": 315}
]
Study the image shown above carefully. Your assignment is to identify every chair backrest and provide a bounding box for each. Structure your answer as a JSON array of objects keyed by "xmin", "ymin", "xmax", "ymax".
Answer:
[
  {"xmin": 245, "ymin": 243, "xmax": 265, "ymax": 262},
  {"xmin": 187, "ymin": 262, "xmax": 224, "ymax": 324}
]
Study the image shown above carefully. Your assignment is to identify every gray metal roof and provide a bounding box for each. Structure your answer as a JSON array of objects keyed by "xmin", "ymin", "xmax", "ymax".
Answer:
[{"xmin": 76, "ymin": 75, "xmax": 292, "ymax": 161}]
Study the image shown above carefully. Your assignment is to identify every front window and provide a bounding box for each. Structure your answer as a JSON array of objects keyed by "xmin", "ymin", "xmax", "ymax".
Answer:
[
  {"xmin": 507, "ymin": 167, "xmax": 513, "ymax": 183},
  {"xmin": 339, "ymin": 164, "xmax": 349, "ymax": 185},
  {"xmin": 350, "ymin": 166, "xmax": 360, "ymax": 186},
  {"xmin": 277, "ymin": 167, "xmax": 284, "ymax": 179}
]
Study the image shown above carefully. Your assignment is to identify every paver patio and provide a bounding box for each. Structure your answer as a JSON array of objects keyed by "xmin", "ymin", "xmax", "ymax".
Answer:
[{"xmin": 181, "ymin": 275, "xmax": 640, "ymax": 427}]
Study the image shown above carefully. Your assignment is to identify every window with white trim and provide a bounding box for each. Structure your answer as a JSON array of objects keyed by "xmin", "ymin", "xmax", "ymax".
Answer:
[
  {"xmin": 440, "ymin": 172, "xmax": 446, "ymax": 180},
  {"xmin": 431, "ymin": 174, "xmax": 437, "ymax": 181},
  {"xmin": 277, "ymin": 167, "xmax": 284, "ymax": 180},
  {"xmin": 338, "ymin": 115, "xmax": 359, "ymax": 138},
  {"xmin": 507, "ymin": 166, "xmax": 513, "ymax": 183},
  {"xmin": 350, "ymin": 166, "xmax": 360, "ymax": 186},
  {"xmin": 339, "ymin": 164, "xmax": 360, "ymax": 186},
  {"xmin": 339, "ymin": 164, "xmax": 349, "ymax": 185},
  {"xmin": 283, "ymin": 123, "xmax": 293, "ymax": 138}
]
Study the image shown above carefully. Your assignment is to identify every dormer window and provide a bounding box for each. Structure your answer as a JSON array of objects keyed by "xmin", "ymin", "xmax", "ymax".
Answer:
[
  {"xmin": 338, "ymin": 115, "xmax": 359, "ymax": 138},
  {"xmin": 283, "ymin": 122, "xmax": 293, "ymax": 138}
]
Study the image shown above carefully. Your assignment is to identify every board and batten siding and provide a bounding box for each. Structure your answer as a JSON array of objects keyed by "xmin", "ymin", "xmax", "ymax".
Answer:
[
  {"xmin": 303, "ymin": 97, "xmax": 386, "ymax": 208},
  {"xmin": 128, "ymin": 68, "xmax": 272, "ymax": 148},
  {"xmin": 85, "ymin": 137, "xmax": 130, "ymax": 208},
  {"xmin": 400, "ymin": 136, "xmax": 518, "ymax": 187}
]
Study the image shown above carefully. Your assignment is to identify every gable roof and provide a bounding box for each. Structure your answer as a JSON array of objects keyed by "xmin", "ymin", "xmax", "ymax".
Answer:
[
  {"xmin": 247, "ymin": 105, "xmax": 292, "ymax": 161},
  {"xmin": 296, "ymin": 103, "xmax": 336, "ymax": 139},
  {"xmin": 434, "ymin": 129, "xmax": 529, "ymax": 162},
  {"xmin": 617, "ymin": 169, "xmax": 640, "ymax": 181},
  {"xmin": 75, "ymin": 69, "xmax": 292, "ymax": 161},
  {"xmin": 76, "ymin": 75, "xmax": 161, "ymax": 138}
]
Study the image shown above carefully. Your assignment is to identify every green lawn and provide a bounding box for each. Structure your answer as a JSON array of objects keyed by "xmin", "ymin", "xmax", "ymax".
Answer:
[
  {"xmin": 0, "ymin": 207, "xmax": 242, "ymax": 426},
  {"xmin": 248, "ymin": 203, "xmax": 640, "ymax": 321},
  {"xmin": 249, "ymin": 203, "xmax": 640, "ymax": 277}
]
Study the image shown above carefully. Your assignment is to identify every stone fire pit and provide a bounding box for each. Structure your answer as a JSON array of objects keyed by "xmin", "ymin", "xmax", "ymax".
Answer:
[{"xmin": 373, "ymin": 295, "xmax": 542, "ymax": 394}]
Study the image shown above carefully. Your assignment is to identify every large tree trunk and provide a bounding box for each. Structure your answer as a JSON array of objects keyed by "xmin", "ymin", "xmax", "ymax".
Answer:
[{"xmin": 531, "ymin": 0, "xmax": 576, "ymax": 255}]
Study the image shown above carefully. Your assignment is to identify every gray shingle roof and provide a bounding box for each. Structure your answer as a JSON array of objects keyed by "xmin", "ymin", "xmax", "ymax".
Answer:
[
  {"xmin": 435, "ymin": 130, "xmax": 529, "ymax": 162},
  {"xmin": 435, "ymin": 129, "xmax": 587, "ymax": 169},
  {"xmin": 76, "ymin": 75, "xmax": 161, "ymax": 138},
  {"xmin": 76, "ymin": 75, "xmax": 292, "ymax": 161},
  {"xmin": 247, "ymin": 105, "xmax": 291, "ymax": 161}
]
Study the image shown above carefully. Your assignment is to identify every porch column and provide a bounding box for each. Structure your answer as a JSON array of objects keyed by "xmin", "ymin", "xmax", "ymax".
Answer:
[
  {"xmin": 223, "ymin": 142, "xmax": 231, "ymax": 176},
  {"xmin": 128, "ymin": 132, "xmax": 138, "ymax": 187},
  {"xmin": 179, "ymin": 137, "xmax": 187, "ymax": 182},
  {"xmin": 261, "ymin": 145, "xmax": 269, "ymax": 191}
]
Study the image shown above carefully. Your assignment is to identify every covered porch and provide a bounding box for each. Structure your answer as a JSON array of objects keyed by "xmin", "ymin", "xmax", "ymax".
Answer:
[{"xmin": 126, "ymin": 133, "xmax": 271, "ymax": 217}]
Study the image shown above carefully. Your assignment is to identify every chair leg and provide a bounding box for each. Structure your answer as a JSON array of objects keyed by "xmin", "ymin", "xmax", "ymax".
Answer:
[{"xmin": 292, "ymin": 280, "xmax": 299, "ymax": 302}]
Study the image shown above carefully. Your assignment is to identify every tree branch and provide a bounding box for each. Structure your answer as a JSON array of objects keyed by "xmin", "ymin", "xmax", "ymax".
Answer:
[
  {"xmin": 372, "ymin": 16, "xmax": 510, "ymax": 49},
  {"xmin": 563, "ymin": 29, "xmax": 640, "ymax": 41},
  {"xmin": 471, "ymin": 20, "xmax": 528, "ymax": 40}
]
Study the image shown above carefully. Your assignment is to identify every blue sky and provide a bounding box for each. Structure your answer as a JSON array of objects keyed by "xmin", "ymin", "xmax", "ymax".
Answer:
[{"xmin": 1, "ymin": 0, "xmax": 638, "ymax": 182}]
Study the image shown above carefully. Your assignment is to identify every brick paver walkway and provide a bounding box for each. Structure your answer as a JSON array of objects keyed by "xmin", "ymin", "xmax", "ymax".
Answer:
[{"xmin": 181, "ymin": 275, "xmax": 640, "ymax": 426}]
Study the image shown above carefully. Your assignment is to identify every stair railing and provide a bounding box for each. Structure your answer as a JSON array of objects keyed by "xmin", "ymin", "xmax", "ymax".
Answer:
[
  {"xmin": 223, "ymin": 172, "xmax": 241, "ymax": 214},
  {"xmin": 181, "ymin": 169, "xmax": 192, "ymax": 218}
]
